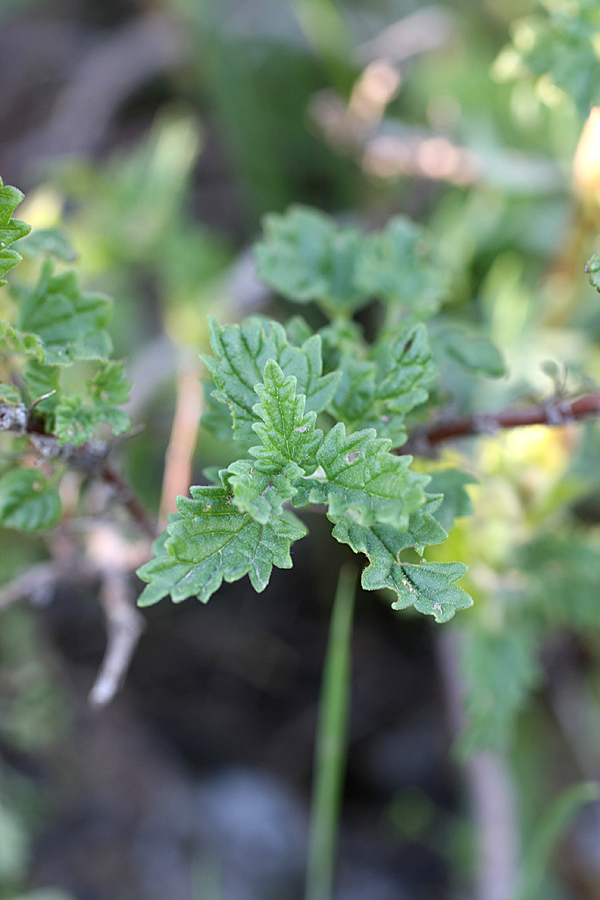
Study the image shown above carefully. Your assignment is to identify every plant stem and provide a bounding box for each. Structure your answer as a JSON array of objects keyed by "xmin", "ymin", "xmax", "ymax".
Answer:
[{"xmin": 305, "ymin": 563, "xmax": 357, "ymax": 900}]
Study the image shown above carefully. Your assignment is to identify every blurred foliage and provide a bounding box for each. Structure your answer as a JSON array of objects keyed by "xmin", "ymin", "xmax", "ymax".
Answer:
[{"xmin": 1, "ymin": 0, "xmax": 600, "ymax": 897}]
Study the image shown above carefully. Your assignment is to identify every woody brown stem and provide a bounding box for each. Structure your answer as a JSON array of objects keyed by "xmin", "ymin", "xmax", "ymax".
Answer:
[{"xmin": 405, "ymin": 391, "xmax": 600, "ymax": 455}]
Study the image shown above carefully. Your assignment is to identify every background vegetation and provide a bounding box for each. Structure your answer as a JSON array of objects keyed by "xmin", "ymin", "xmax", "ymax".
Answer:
[{"xmin": 1, "ymin": 1, "xmax": 600, "ymax": 899}]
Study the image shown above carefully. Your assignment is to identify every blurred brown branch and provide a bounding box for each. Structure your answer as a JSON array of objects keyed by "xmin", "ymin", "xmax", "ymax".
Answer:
[{"xmin": 404, "ymin": 391, "xmax": 600, "ymax": 456}]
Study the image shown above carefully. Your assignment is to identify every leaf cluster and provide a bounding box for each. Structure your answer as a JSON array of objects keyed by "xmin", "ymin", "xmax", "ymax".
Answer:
[
  {"xmin": 500, "ymin": 0, "xmax": 600, "ymax": 116},
  {"xmin": 138, "ymin": 207, "xmax": 496, "ymax": 622},
  {"xmin": 0, "ymin": 181, "xmax": 131, "ymax": 531}
]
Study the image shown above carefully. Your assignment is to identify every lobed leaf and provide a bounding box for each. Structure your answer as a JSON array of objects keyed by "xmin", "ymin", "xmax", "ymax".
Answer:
[
  {"xmin": 54, "ymin": 393, "xmax": 131, "ymax": 446},
  {"xmin": 355, "ymin": 217, "xmax": 448, "ymax": 318},
  {"xmin": 254, "ymin": 206, "xmax": 367, "ymax": 315},
  {"xmin": 0, "ymin": 178, "xmax": 31, "ymax": 285},
  {"xmin": 250, "ymin": 359, "xmax": 322, "ymax": 470},
  {"xmin": 137, "ymin": 482, "xmax": 307, "ymax": 606},
  {"xmin": 293, "ymin": 423, "xmax": 428, "ymax": 529},
  {"xmin": 224, "ymin": 359, "xmax": 322, "ymax": 523},
  {"xmin": 330, "ymin": 325, "xmax": 436, "ymax": 447},
  {"xmin": 331, "ymin": 510, "xmax": 471, "ymax": 622},
  {"xmin": 203, "ymin": 316, "xmax": 339, "ymax": 443},
  {"xmin": 16, "ymin": 260, "xmax": 113, "ymax": 365},
  {"xmin": 0, "ymin": 469, "xmax": 62, "ymax": 531}
]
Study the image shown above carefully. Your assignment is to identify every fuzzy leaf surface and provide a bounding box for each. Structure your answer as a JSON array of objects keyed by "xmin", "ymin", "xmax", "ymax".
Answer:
[
  {"xmin": 0, "ymin": 179, "xmax": 31, "ymax": 285},
  {"xmin": 137, "ymin": 482, "xmax": 307, "ymax": 606},
  {"xmin": 254, "ymin": 206, "xmax": 367, "ymax": 314},
  {"xmin": 330, "ymin": 325, "xmax": 436, "ymax": 447},
  {"xmin": 293, "ymin": 423, "xmax": 428, "ymax": 529},
  {"xmin": 331, "ymin": 508, "xmax": 471, "ymax": 622},
  {"xmin": 250, "ymin": 359, "xmax": 322, "ymax": 470},
  {"xmin": 203, "ymin": 317, "xmax": 339, "ymax": 442},
  {"xmin": 0, "ymin": 469, "xmax": 62, "ymax": 531},
  {"xmin": 16, "ymin": 260, "xmax": 113, "ymax": 364}
]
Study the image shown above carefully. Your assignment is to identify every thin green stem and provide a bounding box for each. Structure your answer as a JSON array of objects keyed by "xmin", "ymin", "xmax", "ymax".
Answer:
[{"xmin": 304, "ymin": 563, "xmax": 357, "ymax": 900}]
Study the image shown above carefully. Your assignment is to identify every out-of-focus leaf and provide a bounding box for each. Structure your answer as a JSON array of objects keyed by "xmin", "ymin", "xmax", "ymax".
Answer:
[{"xmin": 0, "ymin": 469, "xmax": 62, "ymax": 531}]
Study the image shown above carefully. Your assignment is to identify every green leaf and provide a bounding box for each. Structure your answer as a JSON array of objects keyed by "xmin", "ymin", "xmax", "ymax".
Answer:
[
  {"xmin": 0, "ymin": 469, "xmax": 62, "ymax": 531},
  {"xmin": 203, "ymin": 316, "xmax": 340, "ymax": 443},
  {"xmin": 0, "ymin": 322, "xmax": 44, "ymax": 361},
  {"xmin": 329, "ymin": 358, "xmax": 377, "ymax": 427},
  {"xmin": 331, "ymin": 513, "xmax": 471, "ymax": 622},
  {"xmin": 250, "ymin": 358, "xmax": 322, "ymax": 470},
  {"xmin": 511, "ymin": 4, "xmax": 600, "ymax": 117},
  {"xmin": 293, "ymin": 423, "xmax": 428, "ymax": 529},
  {"xmin": 254, "ymin": 206, "xmax": 368, "ymax": 315},
  {"xmin": 137, "ymin": 481, "xmax": 307, "ymax": 606},
  {"xmin": 585, "ymin": 251, "xmax": 600, "ymax": 292},
  {"xmin": 439, "ymin": 329, "xmax": 506, "ymax": 377},
  {"xmin": 330, "ymin": 325, "xmax": 436, "ymax": 447},
  {"xmin": 87, "ymin": 361, "xmax": 131, "ymax": 406},
  {"xmin": 427, "ymin": 469, "xmax": 477, "ymax": 532},
  {"xmin": 54, "ymin": 393, "xmax": 130, "ymax": 446},
  {"xmin": 0, "ymin": 383, "xmax": 23, "ymax": 405},
  {"xmin": 15, "ymin": 227, "xmax": 77, "ymax": 262},
  {"xmin": 16, "ymin": 260, "xmax": 113, "ymax": 364},
  {"xmin": 225, "ymin": 459, "xmax": 302, "ymax": 523},
  {"xmin": 224, "ymin": 359, "xmax": 322, "ymax": 522},
  {"xmin": 22, "ymin": 360, "xmax": 60, "ymax": 414},
  {"xmin": 0, "ymin": 178, "xmax": 31, "ymax": 285},
  {"xmin": 355, "ymin": 217, "xmax": 447, "ymax": 318}
]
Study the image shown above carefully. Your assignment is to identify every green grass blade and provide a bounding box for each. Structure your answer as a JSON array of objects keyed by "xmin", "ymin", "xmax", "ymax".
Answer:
[
  {"xmin": 304, "ymin": 563, "xmax": 357, "ymax": 900},
  {"xmin": 515, "ymin": 780, "xmax": 600, "ymax": 900}
]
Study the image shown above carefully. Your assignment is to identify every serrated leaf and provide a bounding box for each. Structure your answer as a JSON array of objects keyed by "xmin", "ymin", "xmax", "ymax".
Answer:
[
  {"xmin": 330, "ymin": 325, "xmax": 436, "ymax": 447},
  {"xmin": 225, "ymin": 460, "xmax": 302, "ymax": 523},
  {"xmin": 250, "ymin": 359, "xmax": 322, "ymax": 470},
  {"xmin": 203, "ymin": 317, "xmax": 340, "ymax": 442},
  {"xmin": 293, "ymin": 423, "xmax": 428, "ymax": 529},
  {"xmin": 137, "ymin": 482, "xmax": 307, "ymax": 606},
  {"xmin": 223, "ymin": 359, "xmax": 322, "ymax": 523},
  {"xmin": 0, "ymin": 469, "xmax": 62, "ymax": 531},
  {"xmin": 331, "ymin": 514, "xmax": 471, "ymax": 622},
  {"xmin": 54, "ymin": 394, "xmax": 130, "ymax": 446},
  {"xmin": 254, "ymin": 206, "xmax": 368, "ymax": 315},
  {"xmin": 15, "ymin": 228, "xmax": 77, "ymax": 262},
  {"xmin": 0, "ymin": 322, "xmax": 44, "ymax": 361},
  {"xmin": 355, "ymin": 217, "xmax": 447, "ymax": 318},
  {"xmin": 87, "ymin": 361, "xmax": 131, "ymax": 406},
  {"xmin": 0, "ymin": 178, "xmax": 31, "ymax": 285},
  {"xmin": 17, "ymin": 260, "xmax": 113, "ymax": 364}
]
